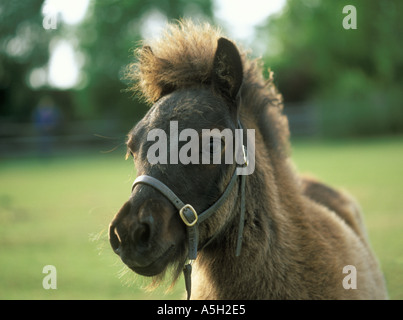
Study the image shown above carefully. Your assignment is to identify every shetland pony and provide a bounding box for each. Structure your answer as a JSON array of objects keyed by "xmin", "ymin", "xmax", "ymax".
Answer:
[{"xmin": 109, "ymin": 20, "xmax": 387, "ymax": 299}]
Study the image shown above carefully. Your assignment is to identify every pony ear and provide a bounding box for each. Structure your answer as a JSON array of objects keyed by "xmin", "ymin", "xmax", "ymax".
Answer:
[{"xmin": 212, "ymin": 38, "xmax": 243, "ymax": 101}]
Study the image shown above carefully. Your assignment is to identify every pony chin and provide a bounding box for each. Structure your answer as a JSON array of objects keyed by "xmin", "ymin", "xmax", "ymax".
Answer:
[{"xmin": 134, "ymin": 245, "xmax": 188, "ymax": 292}]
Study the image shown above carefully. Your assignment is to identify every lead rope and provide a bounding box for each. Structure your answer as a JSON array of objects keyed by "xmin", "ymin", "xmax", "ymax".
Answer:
[{"xmin": 183, "ymin": 262, "xmax": 193, "ymax": 300}]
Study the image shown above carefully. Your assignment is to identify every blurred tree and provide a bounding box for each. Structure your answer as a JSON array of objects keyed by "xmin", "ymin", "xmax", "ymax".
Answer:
[
  {"xmin": 0, "ymin": 0, "xmax": 214, "ymax": 126},
  {"xmin": 259, "ymin": 0, "xmax": 403, "ymax": 136},
  {"xmin": 75, "ymin": 0, "xmax": 214, "ymax": 126},
  {"xmin": 0, "ymin": 0, "xmax": 53, "ymax": 121}
]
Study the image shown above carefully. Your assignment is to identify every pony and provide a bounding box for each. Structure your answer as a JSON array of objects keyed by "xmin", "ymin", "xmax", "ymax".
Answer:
[{"xmin": 108, "ymin": 20, "xmax": 387, "ymax": 299}]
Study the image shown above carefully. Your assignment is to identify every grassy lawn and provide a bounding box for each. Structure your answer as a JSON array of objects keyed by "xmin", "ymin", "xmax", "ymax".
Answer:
[
  {"xmin": 0, "ymin": 136, "xmax": 402, "ymax": 299},
  {"xmin": 0, "ymin": 150, "xmax": 184, "ymax": 299}
]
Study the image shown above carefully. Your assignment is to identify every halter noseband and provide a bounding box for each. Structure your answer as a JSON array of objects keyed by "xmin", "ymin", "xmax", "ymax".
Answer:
[{"xmin": 131, "ymin": 124, "xmax": 248, "ymax": 300}]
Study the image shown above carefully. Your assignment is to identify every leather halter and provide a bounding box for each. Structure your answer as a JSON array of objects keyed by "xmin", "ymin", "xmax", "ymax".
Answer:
[{"xmin": 131, "ymin": 124, "xmax": 248, "ymax": 300}]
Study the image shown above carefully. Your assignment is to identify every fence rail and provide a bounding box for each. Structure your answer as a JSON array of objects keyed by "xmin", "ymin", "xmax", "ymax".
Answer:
[
  {"xmin": 0, "ymin": 104, "xmax": 320, "ymax": 157},
  {"xmin": 0, "ymin": 119, "xmax": 127, "ymax": 157},
  {"xmin": 283, "ymin": 103, "xmax": 320, "ymax": 137}
]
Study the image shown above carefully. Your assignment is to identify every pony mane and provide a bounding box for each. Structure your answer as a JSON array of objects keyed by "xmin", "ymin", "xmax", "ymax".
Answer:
[{"xmin": 126, "ymin": 19, "xmax": 289, "ymax": 157}]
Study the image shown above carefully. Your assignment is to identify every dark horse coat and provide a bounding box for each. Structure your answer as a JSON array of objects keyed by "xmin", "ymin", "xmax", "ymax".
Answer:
[{"xmin": 109, "ymin": 20, "xmax": 387, "ymax": 299}]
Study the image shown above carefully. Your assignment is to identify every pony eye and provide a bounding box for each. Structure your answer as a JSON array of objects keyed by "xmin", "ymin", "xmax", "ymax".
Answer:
[{"xmin": 203, "ymin": 138, "xmax": 222, "ymax": 155}]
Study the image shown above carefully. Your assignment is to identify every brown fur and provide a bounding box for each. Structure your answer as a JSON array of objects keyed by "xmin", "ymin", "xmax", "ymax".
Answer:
[{"xmin": 125, "ymin": 20, "xmax": 387, "ymax": 299}]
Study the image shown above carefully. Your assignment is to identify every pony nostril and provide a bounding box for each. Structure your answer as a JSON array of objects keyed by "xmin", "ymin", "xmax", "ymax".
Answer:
[{"xmin": 109, "ymin": 224, "xmax": 122, "ymax": 254}]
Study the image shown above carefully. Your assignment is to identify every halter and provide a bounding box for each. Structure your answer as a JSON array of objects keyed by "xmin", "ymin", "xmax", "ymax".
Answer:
[{"xmin": 131, "ymin": 123, "xmax": 248, "ymax": 300}]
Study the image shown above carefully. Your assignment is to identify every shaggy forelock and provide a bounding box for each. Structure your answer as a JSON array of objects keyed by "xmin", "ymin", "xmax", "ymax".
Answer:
[{"xmin": 126, "ymin": 20, "xmax": 226, "ymax": 104}]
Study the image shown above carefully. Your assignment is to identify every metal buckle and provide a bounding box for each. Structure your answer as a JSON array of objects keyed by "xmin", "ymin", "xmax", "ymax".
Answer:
[
  {"xmin": 242, "ymin": 145, "xmax": 248, "ymax": 166},
  {"xmin": 179, "ymin": 204, "xmax": 198, "ymax": 227}
]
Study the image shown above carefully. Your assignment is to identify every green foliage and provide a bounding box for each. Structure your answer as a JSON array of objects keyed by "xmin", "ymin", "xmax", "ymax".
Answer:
[
  {"xmin": 260, "ymin": 0, "xmax": 403, "ymax": 136},
  {"xmin": 2, "ymin": 0, "xmax": 402, "ymax": 137},
  {"xmin": 0, "ymin": 1, "xmax": 52, "ymax": 119}
]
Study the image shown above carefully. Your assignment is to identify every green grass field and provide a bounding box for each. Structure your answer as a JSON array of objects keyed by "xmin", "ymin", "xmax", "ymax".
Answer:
[{"xmin": 1, "ymin": 136, "xmax": 402, "ymax": 299}]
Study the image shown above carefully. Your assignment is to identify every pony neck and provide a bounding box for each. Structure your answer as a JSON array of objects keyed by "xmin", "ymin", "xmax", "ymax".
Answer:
[{"xmin": 192, "ymin": 148, "xmax": 304, "ymax": 299}]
